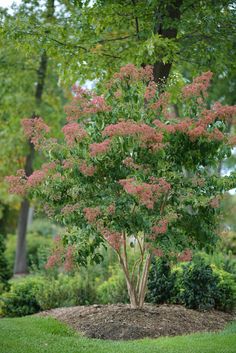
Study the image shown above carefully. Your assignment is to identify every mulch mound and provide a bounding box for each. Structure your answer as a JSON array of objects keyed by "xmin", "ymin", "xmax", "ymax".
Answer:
[{"xmin": 39, "ymin": 304, "xmax": 235, "ymax": 340}]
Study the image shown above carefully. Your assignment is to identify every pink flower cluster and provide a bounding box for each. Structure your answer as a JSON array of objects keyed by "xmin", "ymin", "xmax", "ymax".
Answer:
[
  {"xmin": 213, "ymin": 102, "xmax": 236, "ymax": 122},
  {"xmin": 102, "ymin": 120, "xmax": 163, "ymax": 149},
  {"xmin": 122, "ymin": 157, "xmax": 141, "ymax": 170},
  {"xmin": 144, "ymin": 81, "xmax": 157, "ymax": 101},
  {"xmin": 89, "ymin": 139, "xmax": 111, "ymax": 157},
  {"xmin": 112, "ymin": 64, "xmax": 153, "ymax": 83},
  {"xmin": 27, "ymin": 170, "xmax": 46, "ymax": 187},
  {"xmin": 79, "ymin": 161, "xmax": 97, "ymax": 176},
  {"xmin": 45, "ymin": 235, "xmax": 63, "ymax": 269},
  {"xmin": 152, "ymin": 219, "xmax": 168, "ymax": 235},
  {"xmin": 62, "ymin": 123, "xmax": 87, "ymax": 147},
  {"xmin": 119, "ymin": 177, "xmax": 171, "ymax": 209},
  {"xmin": 61, "ymin": 203, "xmax": 80, "ymax": 215},
  {"xmin": 177, "ymin": 249, "xmax": 192, "ymax": 262},
  {"xmin": 21, "ymin": 117, "xmax": 50, "ymax": 149},
  {"xmin": 101, "ymin": 228, "xmax": 123, "ymax": 251},
  {"xmin": 64, "ymin": 245, "xmax": 75, "ymax": 271},
  {"xmin": 65, "ymin": 87, "xmax": 111, "ymax": 122},
  {"xmin": 182, "ymin": 71, "xmax": 213, "ymax": 98},
  {"xmin": 209, "ymin": 196, "xmax": 220, "ymax": 208},
  {"xmin": 149, "ymin": 92, "xmax": 171, "ymax": 119},
  {"xmin": 5, "ymin": 169, "xmax": 27, "ymax": 196},
  {"xmin": 83, "ymin": 207, "xmax": 101, "ymax": 223}
]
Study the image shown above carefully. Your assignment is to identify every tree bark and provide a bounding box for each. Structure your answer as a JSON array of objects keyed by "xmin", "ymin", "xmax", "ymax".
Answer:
[
  {"xmin": 13, "ymin": 0, "xmax": 54, "ymax": 275},
  {"xmin": 153, "ymin": 0, "xmax": 183, "ymax": 86}
]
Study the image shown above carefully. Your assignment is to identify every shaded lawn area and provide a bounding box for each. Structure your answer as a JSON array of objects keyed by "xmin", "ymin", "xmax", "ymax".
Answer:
[{"xmin": 0, "ymin": 316, "xmax": 235, "ymax": 353}]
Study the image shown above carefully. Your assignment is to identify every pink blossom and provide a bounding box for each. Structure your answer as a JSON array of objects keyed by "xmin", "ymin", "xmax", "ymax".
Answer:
[
  {"xmin": 207, "ymin": 128, "xmax": 224, "ymax": 142},
  {"xmin": 177, "ymin": 249, "xmax": 192, "ymax": 262},
  {"xmin": 62, "ymin": 123, "xmax": 87, "ymax": 146},
  {"xmin": 152, "ymin": 219, "xmax": 168, "ymax": 235},
  {"xmin": 102, "ymin": 120, "xmax": 163, "ymax": 148},
  {"xmin": 64, "ymin": 246, "xmax": 74, "ymax": 271},
  {"xmin": 83, "ymin": 207, "xmax": 101, "ymax": 223},
  {"xmin": 5, "ymin": 169, "xmax": 27, "ymax": 196},
  {"xmin": 107, "ymin": 203, "xmax": 116, "ymax": 214},
  {"xmin": 182, "ymin": 71, "xmax": 213, "ymax": 98},
  {"xmin": 21, "ymin": 117, "xmax": 50, "ymax": 149},
  {"xmin": 89, "ymin": 139, "xmax": 111, "ymax": 157},
  {"xmin": 209, "ymin": 196, "xmax": 220, "ymax": 208},
  {"xmin": 101, "ymin": 228, "xmax": 123, "ymax": 251},
  {"xmin": 61, "ymin": 203, "xmax": 80, "ymax": 215},
  {"xmin": 144, "ymin": 81, "xmax": 157, "ymax": 100},
  {"xmin": 119, "ymin": 177, "xmax": 171, "ymax": 209},
  {"xmin": 27, "ymin": 170, "xmax": 46, "ymax": 187},
  {"xmin": 79, "ymin": 161, "xmax": 97, "ymax": 176},
  {"xmin": 213, "ymin": 102, "xmax": 236, "ymax": 122}
]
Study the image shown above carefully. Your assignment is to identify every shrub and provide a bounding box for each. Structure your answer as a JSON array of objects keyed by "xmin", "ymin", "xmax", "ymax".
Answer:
[
  {"xmin": 147, "ymin": 257, "xmax": 177, "ymax": 304},
  {"xmin": 180, "ymin": 259, "xmax": 219, "ymax": 310},
  {"xmin": 0, "ymin": 276, "xmax": 44, "ymax": 317},
  {"xmin": 96, "ymin": 266, "xmax": 128, "ymax": 304},
  {"xmin": 213, "ymin": 267, "xmax": 236, "ymax": 312},
  {"xmin": 35, "ymin": 274, "xmax": 97, "ymax": 310}
]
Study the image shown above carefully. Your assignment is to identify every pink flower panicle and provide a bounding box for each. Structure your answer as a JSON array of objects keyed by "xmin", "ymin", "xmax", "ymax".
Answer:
[
  {"xmin": 122, "ymin": 157, "xmax": 141, "ymax": 170},
  {"xmin": 83, "ymin": 207, "xmax": 101, "ymax": 223},
  {"xmin": 62, "ymin": 123, "xmax": 88, "ymax": 147},
  {"xmin": 64, "ymin": 245, "xmax": 75, "ymax": 272},
  {"xmin": 21, "ymin": 117, "xmax": 50, "ymax": 149},
  {"xmin": 61, "ymin": 203, "xmax": 80, "ymax": 215},
  {"xmin": 65, "ymin": 88, "xmax": 111, "ymax": 122},
  {"xmin": 209, "ymin": 196, "xmax": 220, "ymax": 208},
  {"xmin": 89, "ymin": 139, "xmax": 111, "ymax": 157},
  {"xmin": 101, "ymin": 228, "xmax": 123, "ymax": 251},
  {"xmin": 27, "ymin": 170, "xmax": 46, "ymax": 187},
  {"xmin": 177, "ymin": 249, "xmax": 192, "ymax": 262},
  {"xmin": 144, "ymin": 81, "xmax": 157, "ymax": 101},
  {"xmin": 79, "ymin": 161, "xmax": 97, "ymax": 176},
  {"xmin": 182, "ymin": 71, "xmax": 213, "ymax": 98},
  {"xmin": 113, "ymin": 64, "xmax": 153, "ymax": 83},
  {"xmin": 45, "ymin": 235, "xmax": 63, "ymax": 269},
  {"xmin": 213, "ymin": 102, "xmax": 236, "ymax": 123},
  {"xmin": 102, "ymin": 120, "xmax": 163, "ymax": 150},
  {"xmin": 5, "ymin": 169, "xmax": 27, "ymax": 196},
  {"xmin": 152, "ymin": 219, "xmax": 168, "ymax": 235},
  {"xmin": 119, "ymin": 177, "xmax": 171, "ymax": 209}
]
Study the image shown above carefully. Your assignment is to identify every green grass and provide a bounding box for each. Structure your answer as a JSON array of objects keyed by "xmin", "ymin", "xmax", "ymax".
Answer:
[{"xmin": 0, "ymin": 316, "xmax": 235, "ymax": 353}]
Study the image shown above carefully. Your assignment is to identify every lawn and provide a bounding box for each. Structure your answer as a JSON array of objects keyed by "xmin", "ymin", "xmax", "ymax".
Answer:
[{"xmin": 0, "ymin": 316, "xmax": 235, "ymax": 353}]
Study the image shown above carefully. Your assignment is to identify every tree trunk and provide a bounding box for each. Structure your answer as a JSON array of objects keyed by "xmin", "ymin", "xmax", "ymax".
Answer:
[
  {"xmin": 13, "ymin": 0, "xmax": 54, "ymax": 275},
  {"xmin": 14, "ymin": 142, "xmax": 34, "ymax": 275},
  {"xmin": 153, "ymin": 0, "xmax": 183, "ymax": 87}
]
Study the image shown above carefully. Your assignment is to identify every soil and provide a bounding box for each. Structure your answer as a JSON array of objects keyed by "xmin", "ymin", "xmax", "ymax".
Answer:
[{"xmin": 38, "ymin": 303, "xmax": 235, "ymax": 340}]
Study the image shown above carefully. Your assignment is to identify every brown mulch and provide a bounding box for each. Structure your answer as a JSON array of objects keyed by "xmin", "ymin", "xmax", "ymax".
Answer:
[{"xmin": 38, "ymin": 303, "xmax": 235, "ymax": 340}]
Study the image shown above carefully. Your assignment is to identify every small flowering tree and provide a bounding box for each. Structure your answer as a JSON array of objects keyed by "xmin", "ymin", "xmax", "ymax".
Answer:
[{"xmin": 6, "ymin": 65, "xmax": 236, "ymax": 309}]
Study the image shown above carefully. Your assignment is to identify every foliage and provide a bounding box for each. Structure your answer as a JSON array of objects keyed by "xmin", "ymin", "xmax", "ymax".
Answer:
[
  {"xmin": 0, "ymin": 316, "xmax": 236, "ymax": 353},
  {"xmin": 35, "ymin": 274, "xmax": 96, "ymax": 310},
  {"xmin": 0, "ymin": 234, "xmax": 10, "ymax": 293},
  {"xmin": 5, "ymin": 231, "xmax": 53, "ymax": 275},
  {"xmin": 213, "ymin": 267, "xmax": 236, "ymax": 312},
  {"xmin": 180, "ymin": 259, "xmax": 220, "ymax": 311},
  {"xmin": 96, "ymin": 265, "xmax": 129, "ymax": 304},
  {"xmin": 0, "ymin": 276, "xmax": 43, "ymax": 317},
  {"xmin": 147, "ymin": 257, "xmax": 177, "ymax": 304},
  {"xmin": 7, "ymin": 64, "xmax": 236, "ymax": 308}
]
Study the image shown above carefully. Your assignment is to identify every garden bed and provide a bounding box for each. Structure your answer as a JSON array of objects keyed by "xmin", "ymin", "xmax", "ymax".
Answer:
[{"xmin": 39, "ymin": 304, "xmax": 235, "ymax": 340}]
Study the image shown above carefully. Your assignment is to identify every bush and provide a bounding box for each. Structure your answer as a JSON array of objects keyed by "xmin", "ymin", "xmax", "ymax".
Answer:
[
  {"xmin": 0, "ymin": 276, "xmax": 44, "ymax": 317},
  {"xmin": 180, "ymin": 259, "xmax": 219, "ymax": 310},
  {"xmin": 147, "ymin": 257, "xmax": 177, "ymax": 304},
  {"xmin": 213, "ymin": 267, "xmax": 236, "ymax": 312},
  {"xmin": 36, "ymin": 274, "xmax": 97, "ymax": 310},
  {"xmin": 96, "ymin": 266, "xmax": 129, "ymax": 304}
]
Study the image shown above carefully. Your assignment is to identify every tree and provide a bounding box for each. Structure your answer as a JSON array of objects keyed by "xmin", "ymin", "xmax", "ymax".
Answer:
[
  {"xmin": 0, "ymin": 0, "xmax": 67, "ymax": 274},
  {"xmin": 7, "ymin": 64, "xmax": 236, "ymax": 308}
]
